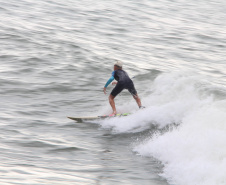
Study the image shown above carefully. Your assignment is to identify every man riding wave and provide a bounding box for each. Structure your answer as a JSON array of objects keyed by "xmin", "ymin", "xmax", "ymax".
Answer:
[{"xmin": 103, "ymin": 61, "xmax": 144, "ymax": 116}]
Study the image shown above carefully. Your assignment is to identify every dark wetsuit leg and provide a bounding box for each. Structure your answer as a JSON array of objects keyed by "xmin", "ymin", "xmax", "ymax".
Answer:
[
  {"xmin": 126, "ymin": 81, "xmax": 137, "ymax": 96},
  {"xmin": 111, "ymin": 81, "xmax": 137, "ymax": 97},
  {"xmin": 111, "ymin": 83, "xmax": 124, "ymax": 97}
]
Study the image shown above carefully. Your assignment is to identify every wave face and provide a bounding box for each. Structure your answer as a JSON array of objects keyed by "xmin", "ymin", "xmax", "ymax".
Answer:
[{"xmin": 99, "ymin": 71, "xmax": 226, "ymax": 185}]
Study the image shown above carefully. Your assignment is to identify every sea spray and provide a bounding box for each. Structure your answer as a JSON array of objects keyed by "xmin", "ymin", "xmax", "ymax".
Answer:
[
  {"xmin": 134, "ymin": 101, "xmax": 226, "ymax": 185},
  {"xmin": 132, "ymin": 72, "xmax": 226, "ymax": 185},
  {"xmin": 99, "ymin": 71, "xmax": 207, "ymax": 132},
  {"xmin": 100, "ymin": 71, "xmax": 226, "ymax": 185}
]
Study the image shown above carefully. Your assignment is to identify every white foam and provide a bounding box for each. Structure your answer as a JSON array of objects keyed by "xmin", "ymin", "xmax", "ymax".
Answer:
[
  {"xmin": 134, "ymin": 103, "xmax": 226, "ymax": 185},
  {"xmin": 98, "ymin": 71, "xmax": 205, "ymax": 132},
  {"xmin": 100, "ymin": 71, "xmax": 226, "ymax": 185}
]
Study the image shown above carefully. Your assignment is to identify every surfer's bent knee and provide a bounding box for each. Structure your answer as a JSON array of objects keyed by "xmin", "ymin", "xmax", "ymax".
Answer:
[{"xmin": 109, "ymin": 94, "xmax": 115, "ymax": 100}]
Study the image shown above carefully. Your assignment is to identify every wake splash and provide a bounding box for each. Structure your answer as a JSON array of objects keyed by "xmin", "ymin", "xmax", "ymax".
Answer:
[{"xmin": 99, "ymin": 71, "xmax": 226, "ymax": 185}]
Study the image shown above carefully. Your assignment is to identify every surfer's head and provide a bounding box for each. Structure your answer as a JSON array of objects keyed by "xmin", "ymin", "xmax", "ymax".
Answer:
[{"xmin": 114, "ymin": 61, "xmax": 122, "ymax": 70}]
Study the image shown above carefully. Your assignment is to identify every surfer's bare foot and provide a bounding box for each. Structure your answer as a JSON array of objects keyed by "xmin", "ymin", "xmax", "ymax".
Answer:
[
  {"xmin": 109, "ymin": 112, "xmax": 116, "ymax": 116},
  {"xmin": 109, "ymin": 113, "xmax": 116, "ymax": 116}
]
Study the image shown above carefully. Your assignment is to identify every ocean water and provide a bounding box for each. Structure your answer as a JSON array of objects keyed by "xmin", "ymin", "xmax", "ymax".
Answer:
[{"xmin": 0, "ymin": 0, "xmax": 226, "ymax": 184}]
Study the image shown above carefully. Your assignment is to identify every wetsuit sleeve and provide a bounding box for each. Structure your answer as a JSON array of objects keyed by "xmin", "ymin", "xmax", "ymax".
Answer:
[
  {"xmin": 104, "ymin": 76, "xmax": 114, "ymax": 88},
  {"xmin": 104, "ymin": 71, "xmax": 115, "ymax": 88}
]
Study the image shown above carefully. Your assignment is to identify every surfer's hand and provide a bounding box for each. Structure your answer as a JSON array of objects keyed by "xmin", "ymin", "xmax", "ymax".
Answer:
[
  {"xmin": 112, "ymin": 82, "xmax": 117, "ymax": 85},
  {"xmin": 103, "ymin": 87, "xmax": 107, "ymax": 95}
]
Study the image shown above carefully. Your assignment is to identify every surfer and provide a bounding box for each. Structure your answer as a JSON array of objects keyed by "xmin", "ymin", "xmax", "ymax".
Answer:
[{"xmin": 103, "ymin": 61, "xmax": 144, "ymax": 116}]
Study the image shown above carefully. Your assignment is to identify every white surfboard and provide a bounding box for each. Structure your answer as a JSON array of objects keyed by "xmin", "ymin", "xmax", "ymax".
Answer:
[{"xmin": 67, "ymin": 113, "xmax": 130, "ymax": 122}]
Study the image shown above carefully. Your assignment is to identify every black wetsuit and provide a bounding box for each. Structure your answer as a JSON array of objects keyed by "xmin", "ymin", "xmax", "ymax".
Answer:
[{"xmin": 104, "ymin": 69, "xmax": 137, "ymax": 97}]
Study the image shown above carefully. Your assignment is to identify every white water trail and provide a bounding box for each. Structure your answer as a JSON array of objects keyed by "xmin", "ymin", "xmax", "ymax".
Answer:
[
  {"xmin": 99, "ymin": 71, "xmax": 226, "ymax": 185},
  {"xmin": 132, "ymin": 72, "xmax": 226, "ymax": 185}
]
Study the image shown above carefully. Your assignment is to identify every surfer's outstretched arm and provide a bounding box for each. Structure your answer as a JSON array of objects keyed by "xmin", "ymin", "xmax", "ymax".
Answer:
[
  {"xmin": 103, "ymin": 71, "xmax": 115, "ymax": 94},
  {"xmin": 103, "ymin": 76, "xmax": 114, "ymax": 94},
  {"xmin": 104, "ymin": 76, "xmax": 114, "ymax": 88}
]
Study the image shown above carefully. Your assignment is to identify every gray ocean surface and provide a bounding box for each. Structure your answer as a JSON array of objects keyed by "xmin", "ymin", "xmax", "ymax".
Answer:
[{"xmin": 1, "ymin": 0, "xmax": 226, "ymax": 185}]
